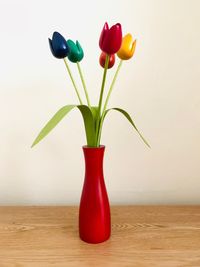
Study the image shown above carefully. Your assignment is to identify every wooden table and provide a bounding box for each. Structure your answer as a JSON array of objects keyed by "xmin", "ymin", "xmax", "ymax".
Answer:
[{"xmin": 0, "ymin": 206, "xmax": 200, "ymax": 266}]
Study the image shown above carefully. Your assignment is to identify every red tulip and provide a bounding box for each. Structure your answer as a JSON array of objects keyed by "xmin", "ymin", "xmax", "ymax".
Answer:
[
  {"xmin": 99, "ymin": 22, "xmax": 122, "ymax": 54},
  {"xmin": 99, "ymin": 52, "xmax": 115, "ymax": 69}
]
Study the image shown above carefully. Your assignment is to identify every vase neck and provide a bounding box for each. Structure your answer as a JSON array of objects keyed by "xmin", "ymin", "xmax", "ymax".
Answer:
[{"xmin": 83, "ymin": 146, "xmax": 105, "ymax": 177}]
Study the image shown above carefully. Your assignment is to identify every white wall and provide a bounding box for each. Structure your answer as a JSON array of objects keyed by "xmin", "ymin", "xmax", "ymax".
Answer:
[{"xmin": 0, "ymin": 0, "xmax": 200, "ymax": 204}]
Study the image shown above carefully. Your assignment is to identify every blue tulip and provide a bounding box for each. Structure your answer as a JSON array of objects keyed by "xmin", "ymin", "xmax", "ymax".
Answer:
[{"xmin": 48, "ymin": 32, "xmax": 69, "ymax": 59}]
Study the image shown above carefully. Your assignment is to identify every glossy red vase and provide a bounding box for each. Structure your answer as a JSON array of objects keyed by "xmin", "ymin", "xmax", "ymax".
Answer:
[{"xmin": 79, "ymin": 145, "xmax": 111, "ymax": 243}]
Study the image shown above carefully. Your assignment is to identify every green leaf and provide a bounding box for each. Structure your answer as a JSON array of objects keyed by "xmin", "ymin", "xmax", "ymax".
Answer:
[
  {"xmin": 98, "ymin": 108, "xmax": 150, "ymax": 148},
  {"xmin": 31, "ymin": 105, "xmax": 96, "ymax": 147},
  {"xmin": 77, "ymin": 105, "xmax": 96, "ymax": 146},
  {"xmin": 90, "ymin": 106, "xmax": 98, "ymax": 121},
  {"xmin": 90, "ymin": 106, "xmax": 99, "ymax": 130}
]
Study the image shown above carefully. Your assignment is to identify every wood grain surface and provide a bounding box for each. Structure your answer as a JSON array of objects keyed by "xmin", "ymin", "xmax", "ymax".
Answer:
[{"xmin": 0, "ymin": 206, "xmax": 200, "ymax": 267}]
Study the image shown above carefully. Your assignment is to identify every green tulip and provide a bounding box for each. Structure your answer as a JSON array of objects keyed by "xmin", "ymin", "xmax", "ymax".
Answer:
[{"xmin": 67, "ymin": 40, "xmax": 84, "ymax": 63}]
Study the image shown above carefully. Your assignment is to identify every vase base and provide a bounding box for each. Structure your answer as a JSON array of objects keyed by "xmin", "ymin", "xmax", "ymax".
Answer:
[{"xmin": 79, "ymin": 233, "xmax": 110, "ymax": 244}]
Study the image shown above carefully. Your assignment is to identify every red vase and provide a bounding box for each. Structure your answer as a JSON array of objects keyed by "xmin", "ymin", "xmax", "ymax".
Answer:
[{"xmin": 79, "ymin": 145, "xmax": 111, "ymax": 243}]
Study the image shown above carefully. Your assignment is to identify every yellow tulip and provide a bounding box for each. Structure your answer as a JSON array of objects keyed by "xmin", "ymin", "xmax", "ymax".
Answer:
[{"xmin": 117, "ymin": 34, "xmax": 136, "ymax": 60}]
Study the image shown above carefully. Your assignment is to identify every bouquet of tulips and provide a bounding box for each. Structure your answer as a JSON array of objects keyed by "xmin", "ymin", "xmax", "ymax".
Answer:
[{"xmin": 32, "ymin": 22, "xmax": 149, "ymax": 148}]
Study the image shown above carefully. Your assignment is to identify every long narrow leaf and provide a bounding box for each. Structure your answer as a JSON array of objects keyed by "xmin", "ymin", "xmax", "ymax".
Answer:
[
  {"xmin": 32, "ymin": 105, "xmax": 96, "ymax": 147},
  {"xmin": 77, "ymin": 105, "xmax": 96, "ymax": 146},
  {"xmin": 99, "ymin": 108, "xmax": 150, "ymax": 148},
  {"xmin": 32, "ymin": 105, "xmax": 75, "ymax": 147}
]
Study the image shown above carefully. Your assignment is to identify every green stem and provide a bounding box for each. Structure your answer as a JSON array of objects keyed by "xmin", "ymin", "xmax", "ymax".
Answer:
[
  {"xmin": 63, "ymin": 58, "xmax": 83, "ymax": 105},
  {"xmin": 76, "ymin": 62, "xmax": 91, "ymax": 108},
  {"xmin": 102, "ymin": 60, "xmax": 123, "ymax": 114},
  {"xmin": 97, "ymin": 60, "xmax": 123, "ymax": 146},
  {"xmin": 95, "ymin": 54, "xmax": 110, "ymax": 145},
  {"xmin": 96, "ymin": 112, "xmax": 105, "ymax": 146},
  {"xmin": 98, "ymin": 54, "xmax": 110, "ymax": 115}
]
